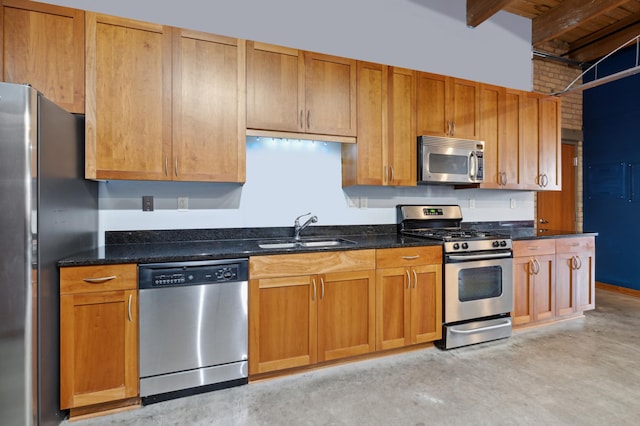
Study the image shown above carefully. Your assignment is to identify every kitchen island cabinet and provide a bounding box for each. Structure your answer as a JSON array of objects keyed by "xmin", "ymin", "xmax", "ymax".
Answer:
[
  {"xmin": 512, "ymin": 239, "xmax": 555, "ymax": 325},
  {"xmin": 85, "ymin": 14, "xmax": 245, "ymax": 182},
  {"xmin": 375, "ymin": 246, "xmax": 442, "ymax": 350},
  {"xmin": 246, "ymin": 41, "xmax": 356, "ymax": 141},
  {"xmin": 60, "ymin": 264, "xmax": 138, "ymax": 417},
  {"xmin": 342, "ymin": 63, "xmax": 416, "ymax": 187},
  {"xmin": 1, "ymin": 0, "xmax": 84, "ymax": 113},
  {"xmin": 248, "ymin": 250, "xmax": 375, "ymax": 376},
  {"xmin": 555, "ymin": 236, "xmax": 595, "ymax": 316}
]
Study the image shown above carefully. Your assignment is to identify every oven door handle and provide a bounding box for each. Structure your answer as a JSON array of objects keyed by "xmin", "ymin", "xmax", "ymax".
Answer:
[
  {"xmin": 449, "ymin": 319, "xmax": 512, "ymax": 334},
  {"xmin": 448, "ymin": 252, "xmax": 512, "ymax": 261}
]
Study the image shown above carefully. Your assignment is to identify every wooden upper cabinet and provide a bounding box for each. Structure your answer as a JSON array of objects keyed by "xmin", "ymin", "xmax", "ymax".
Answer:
[
  {"xmin": 520, "ymin": 92, "xmax": 562, "ymax": 191},
  {"xmin": 538, "ymin": 96, "xmax": 561, "ymax": 190},
  {"xmin": 85, "ymin": 14, "xmax": 246, "ymax": 182},
  {"xmin": 246, "ymin": 42, "xmax": 356, "ymax": 140},
  {"xmin": 342, "ymin": 63, "xmax": 415, "ymax": 187},
  {"xmin": 173, "ymin": 29, "xmax": 246, "ymax": 182},
  {"xmin": 85, "ymin": 13, "xmax": 172, "ymax": 180},
  {"xmin": 342, "ymin": 61, "xmax": 387, "ymax": 186},
  {"xmin": 304, "ymin": 52, "xmax": 356, "ymax": 137},
  {"xmin": 416, "ymin": 72, "xmax": 479, "ymax": 139},
  {"xmin": 246, "ymin": 41, "xmax": 303, "ymax": 132},
  {"xmin": 387, "ymin": 67, "xmax": 416, "ymax": 186},
  {"xmin": 1, "ymin": 0, "xmax": 84, "ymax": 113}
]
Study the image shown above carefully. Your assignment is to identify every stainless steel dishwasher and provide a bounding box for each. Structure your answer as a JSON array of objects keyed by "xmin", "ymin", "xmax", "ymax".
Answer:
[{"xmin": 138, "ymin": 259, "xmax": 248, "ymax": 404}]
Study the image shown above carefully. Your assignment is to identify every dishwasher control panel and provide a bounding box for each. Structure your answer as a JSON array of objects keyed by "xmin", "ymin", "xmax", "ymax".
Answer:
[{"xmin": 138, "ymin": 259, "xmax": 248, "ymax": 289}]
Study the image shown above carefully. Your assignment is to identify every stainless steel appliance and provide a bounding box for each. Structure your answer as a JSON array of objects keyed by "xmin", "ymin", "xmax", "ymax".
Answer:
[
  {"xmin": 0, "ymin": 82, "xmax": 98, "ymax": 425},
  {"xmin": 398, "ymin": 205, "xmax": 513, "ymax": 349},
  {"xmin": 418, "ymin": 135, "xmax": 485, "ymax": 184},
  {"xmin": 138, "ymin": 259, "xmax": 249, "ymax": 404}
]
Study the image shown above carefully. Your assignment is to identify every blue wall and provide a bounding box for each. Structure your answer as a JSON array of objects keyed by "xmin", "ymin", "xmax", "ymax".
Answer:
[{"xmin": 583, "ymin": 46, "xmax": 640, "ymax": 290}]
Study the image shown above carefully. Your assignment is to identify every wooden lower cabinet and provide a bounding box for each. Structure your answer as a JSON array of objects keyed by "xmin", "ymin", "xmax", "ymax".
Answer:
[
  {"xmin": 60, "ymin": 264, "xmax": 138, "ymax": 412},
  {"xmin": 513, "ymin": 237, "xmax": 596, "ymax": 327},
  {"xmin": 248, "ymin": 250, "xmax": 375, "ymax": 375},
  {"xmin": 555, "ymin": 237, "xmax": 596, "ymax": 316},
  {"xmin": 375, "ymin": 247, "xmax": 442, "ymax": 350}
]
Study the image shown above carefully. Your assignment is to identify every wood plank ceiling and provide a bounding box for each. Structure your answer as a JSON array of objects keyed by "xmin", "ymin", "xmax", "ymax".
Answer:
[{"xmin": 467, "ymin": 0, "xmax": 640, "ymax": 64}]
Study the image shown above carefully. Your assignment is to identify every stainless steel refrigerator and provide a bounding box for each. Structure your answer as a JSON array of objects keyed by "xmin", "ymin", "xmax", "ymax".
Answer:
[{"xmin": 0, "ymin": 82, "xmax": 98, "ymax": 425}]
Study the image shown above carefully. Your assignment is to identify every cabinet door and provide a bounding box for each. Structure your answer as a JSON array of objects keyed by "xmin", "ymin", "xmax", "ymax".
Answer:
[
  {"xmin": 521, "ymin": 93, "xmax": 540, "ymax": 189},
  {"xmin": 410, "ymin": 264, "xmax": 442, "ymax": 344},
  {"xmin": 532, "ymin": 254, "xmax": 555, "ymax": 322},
  {"xmin": 388, "ymin": 67, "xmax": 416, "ymax": 186},
  {"xmin": 85, "ymin": 13, "xmax": 172, "ymax": 180},
  {"xmin": 450, "ymin": 78, "xmax": 480, "ymax": 139},
  {"xmin": 416, "ymin": 72, "xmax": 448, "ymax": 137},
  {"xmin": 512, "ymin": 256, "xmax": 534, "ymax": 325},
  {"xmin": 60, "ymin": 290, "xmax": 138, "ymax": 409},
  {"xmin": 248, "ymin": 276, "xmax": 317, "ymax": 375},
  {"xmin": 376, "ymin": 267, "xmax": 410, "ymax": 350},
  {"xmin": 317, "ymin": 270, "xmax": 375, "ymax": 362},
  {"xmin": 2, "ymin": 0, "xmax": 84, "ymax": 113},
  {"xmin": 246, "ymin": 41, "xmax": 303, "ymax": 132},
  {"xmin": 173, "ymin": 29, "xmax": 246, "ymax": 182},
  {"xmin": 304, "ymin": 52, "xmax": 357, "ymax": 136},
  {"xmin": 574, "ymin": 249, "xmax": 595, "ymax": 312},
  {"xmin": 502, "ymin": 89, "xmax": 523, "ymax": 188},
  {"xmin": 555, "ymin": 252, "xmax": 576, "ymax": 317},
  {"xmin": 538, "ymin": 96, "xmax": 562, "ymax": 190},
  {"xmin": 342, "ymin": 61, "xmax": 387, "ymax": 186},
  {"xmin": 479, "ymin": 83, "xmax": 505, "ymax": 188}
]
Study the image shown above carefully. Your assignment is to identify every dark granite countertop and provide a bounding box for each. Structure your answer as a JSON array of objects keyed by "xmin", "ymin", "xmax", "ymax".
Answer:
[{"xmin": 58, "ymin": 223, "xmax": 598, "ymax": 267}]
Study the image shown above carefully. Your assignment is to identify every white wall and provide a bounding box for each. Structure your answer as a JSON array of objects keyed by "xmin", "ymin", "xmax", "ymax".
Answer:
[{"xmin": 41, "ymin": 1, "xmax": 535, "ymax": 244}]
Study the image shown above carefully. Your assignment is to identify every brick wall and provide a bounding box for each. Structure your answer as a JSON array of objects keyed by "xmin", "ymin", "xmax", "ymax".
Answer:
[{"xmin": 532, "ymin": 41, "xmax": 584, "ymax": 231}]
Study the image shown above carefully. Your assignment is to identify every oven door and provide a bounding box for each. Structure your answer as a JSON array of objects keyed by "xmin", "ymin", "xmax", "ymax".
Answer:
[{"xmin": 444, "ymin": 251, "xmax": 513, "ymax": 324}]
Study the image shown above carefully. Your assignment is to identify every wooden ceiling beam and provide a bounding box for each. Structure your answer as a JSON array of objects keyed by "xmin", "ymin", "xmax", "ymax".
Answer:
[
  {"xmin": 568, "ymin": 10, "xmax": 640, "ymax": 54},
  {"xmin": 567, "ymin": 23, "xmax": 640, "ymax": 62},
  {"xmin": 532, "ymin": 0, "xmax": 631, "ymax": 47},
  {"xmin": 467, "ymin": 0, "xmax": 516, "ymax": 28}
]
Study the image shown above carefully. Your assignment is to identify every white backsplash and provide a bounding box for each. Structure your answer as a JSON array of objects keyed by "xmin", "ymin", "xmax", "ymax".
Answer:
[{"xmin": 98, "ymin": 138, "xmax": 534, "ymax": 245}]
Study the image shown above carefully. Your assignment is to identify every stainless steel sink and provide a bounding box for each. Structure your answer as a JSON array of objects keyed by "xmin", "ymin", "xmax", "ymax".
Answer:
[{"xmin": 257, "ymin": 238, "xmax": 356, "ymax": 249}]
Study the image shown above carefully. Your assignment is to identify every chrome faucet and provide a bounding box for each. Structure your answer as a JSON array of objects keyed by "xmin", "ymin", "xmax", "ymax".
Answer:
[{"xmin": 293, "ymin": 212, "xmax": 318, "ymax": 240}]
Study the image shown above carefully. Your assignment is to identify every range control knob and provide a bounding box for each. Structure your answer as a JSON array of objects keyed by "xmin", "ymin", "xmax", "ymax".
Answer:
[
  {"xmin": 500, "ymin": 240, "xmax": 508, "ymax": 247},
  {"xmin": 492, "ymin": 241, "xmax": 500, "ymax": 248},
  {"xmin": 461, "ymin": 242, "xmax": 469, "ymax": 250},
  {"xmin": 453, "ymin": 243, "xmax": 460, "ymax": 250}
]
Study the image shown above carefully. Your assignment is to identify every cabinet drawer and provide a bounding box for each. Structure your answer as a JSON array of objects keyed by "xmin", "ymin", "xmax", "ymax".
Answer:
[
  {"xmin": 60, "ymin": 264, "xmax": 137, "ymax": 294},
  {"xmin": 376, "ymin": 246, "xmax": 442, "ymax": 269},
  {"xmin": 555, "ymin": 236, "xmax": 595, "ymax": 253},
  {"xmin": 250, "ymin": 250, "xmax": 375, "ymax": 279},
  {"xmin": 513, "ymin": 239, "xmax": 555, "ymax": 257}
]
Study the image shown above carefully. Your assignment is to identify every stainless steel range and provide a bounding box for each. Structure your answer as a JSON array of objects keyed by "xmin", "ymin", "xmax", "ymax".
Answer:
[{"xmin": 398, "ymin": 205, "xmax": 514, "ymax": 349}]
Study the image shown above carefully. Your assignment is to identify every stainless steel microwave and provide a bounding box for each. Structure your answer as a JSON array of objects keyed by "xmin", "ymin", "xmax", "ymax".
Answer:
[{"xmin": 418, "ymin": 135, "xmax": 484, "ymax": 184}]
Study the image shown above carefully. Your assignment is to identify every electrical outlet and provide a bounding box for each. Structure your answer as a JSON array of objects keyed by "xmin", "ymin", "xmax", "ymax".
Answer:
[
  {"xmin": 178, "ymin": 196, "xmax": 188, "ymax": 211},
  {"xmin": 142, "ymin": 195, "xmax": 154, "ymax": 211},
  {"xmin": 510, "ymin": 198, "xmax": 516, "ymax": 209},
  {"xmin": 469, "ymin": 198, "xmax": 475, "ymax": 208}
]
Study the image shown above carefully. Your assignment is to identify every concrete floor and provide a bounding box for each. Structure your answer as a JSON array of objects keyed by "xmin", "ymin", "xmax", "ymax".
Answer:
[{"xmin": 65, "ymin": 288, "xmax": 640, "ymax": 426}]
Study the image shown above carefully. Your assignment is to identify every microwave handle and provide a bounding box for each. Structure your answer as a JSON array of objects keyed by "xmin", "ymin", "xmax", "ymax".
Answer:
[{"xmin": 469, "ymin": 151, "xmax": 477, "ymax": 180}]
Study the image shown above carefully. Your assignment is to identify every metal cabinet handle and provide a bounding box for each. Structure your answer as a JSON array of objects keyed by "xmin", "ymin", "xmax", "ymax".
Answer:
[
  {"xmin": 575, "ymin": 255, "xmax": 582, "ymax": 270},
  {"xmin": 406, "ymin": 270, "xmax": 411, "ymax": 289},
  {"xmin": 320, "ymin": 276, "xmax": 325, "ymax": 300},
  {"xmin": 533, "ymin": 258, "xmax": 540, "ymax": 275},
  {"xmin": 402, "ymin": 255, "xmax": 420, "ymax": 260},
  {"xmin": 127, "ymin": 294, "xmax": 133, "ymax": 322},
  {"xmin": 307, "ymin": 110, "xmax": 311, "ymax": 129},
  {"xmin": 300, "ymin": 110, "xmax": 304, "ymax": 129},
  {"xmin": 175, "ymin": 157, "xmax": 179, "ymax": 177},
  {"xmin": 539, "ymin": 218, "xmax": 549, "ymax": 224},
  {"xmin": 312, "ymin": 278, "xmax": 317, "ymax": 301},
  {"xmin": 502, "ymin": 172, "xmax": 508, "ymax": 186},
  {"xmin": 543, "ymin": 174, "xmax": 549, "ymax": 187},
  {"xmin": 165, "ymin": 156, "xmax": 168, "ymax": 176},
  {"xmin": 82, "ymin": 276, "xmax": 117, "ymax": 283},
  {"xmin": 413, "ymin": 269, "xmax": 418, "ymax": 289},
  {"xmin": 528, "ymin": 259, "xmax": 535, "ymax": 275},
  {"xmin": 384, "ymin": 165, "xmax": 389, "ymax": 184},
  {"xmin": 390, "ymin": 166, "xmax": 395, "ymax": 183},
  {"xmin": 451, "ymin": 121, "xmax": 456, "ymax": 136}
]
